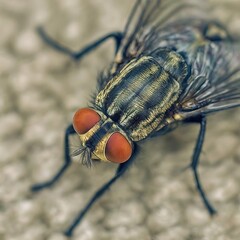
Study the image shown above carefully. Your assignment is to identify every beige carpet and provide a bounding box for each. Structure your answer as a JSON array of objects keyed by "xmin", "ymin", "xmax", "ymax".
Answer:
[{"xmin": 0, "ymin": 0, "xmax": 239, "ymax": 239}]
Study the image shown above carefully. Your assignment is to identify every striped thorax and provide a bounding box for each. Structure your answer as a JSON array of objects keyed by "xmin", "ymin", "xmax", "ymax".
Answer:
[{"xmin": 96, "ymin": 50, "xmax": 188, "ymax": 141}]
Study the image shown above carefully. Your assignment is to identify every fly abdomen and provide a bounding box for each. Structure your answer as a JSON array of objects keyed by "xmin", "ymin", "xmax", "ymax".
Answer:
[{"xmin": 96, "ymin": 51, "xmax": 188, "ymax": 141}]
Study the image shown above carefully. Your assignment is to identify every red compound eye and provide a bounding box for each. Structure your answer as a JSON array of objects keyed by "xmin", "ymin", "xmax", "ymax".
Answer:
[
  {"xmin": 105, "ymin": 132, "xmax": 132, "ymax": 163},
  {"xmin": 73, "ymin": 108, "xmax": 100, "ymax": 134}
]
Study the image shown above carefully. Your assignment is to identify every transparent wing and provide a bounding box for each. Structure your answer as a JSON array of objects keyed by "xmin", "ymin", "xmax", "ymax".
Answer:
[
  {"xmin": 114, "ymin": 0, "xmax": 212, "ymax": 65},
  {"xmin": 176, "ymin": 42, "xmax": 240, "ymax": 118}
]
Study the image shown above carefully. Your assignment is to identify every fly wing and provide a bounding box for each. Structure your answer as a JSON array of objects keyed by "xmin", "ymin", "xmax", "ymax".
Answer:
[
  {"xmin": 113, "ymin": 0, "xmax": 211, "ymax": 66},
  {"xmin": 176, "ymin": 42, "xmax": 240, "ymax": 118}
]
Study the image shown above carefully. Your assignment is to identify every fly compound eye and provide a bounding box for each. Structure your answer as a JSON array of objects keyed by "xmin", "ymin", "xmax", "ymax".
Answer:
[
  {"xmin": 105, "ymin": 132, "xmax": 132, "ymax": 163},
  {"xmin": 73, "ymin": 108, "xmax": 101, "ymax": 134}
]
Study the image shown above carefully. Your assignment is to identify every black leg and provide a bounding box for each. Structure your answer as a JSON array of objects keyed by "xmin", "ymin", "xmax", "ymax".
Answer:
[
  {"xmin": 190, "ymin": 117, "xmax": 216, "ymax": 215},
  {"xmin": 64, "ymin": 146, "xmax": 138, "ymax": 237},
  {"xmin": 37, "ymin": 27, "xmax": 123, "ymax": 60},
  {"xmin": 31, "ymin": 124, "xmax": 76, "ymax": 191}
]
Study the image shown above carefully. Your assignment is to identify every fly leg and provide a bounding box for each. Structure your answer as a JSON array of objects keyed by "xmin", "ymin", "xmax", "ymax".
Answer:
[
  {"xmin": 37, "ymin": 27, "xmax": 123, "ymax": 60},
  {"xmin": 31, "ymin": 124, "xmax": 76, "ymax": 191},
  {"xmin": 64, "ymin": 147, "xmax": 138, "ymax": 237},
  {"xmin": 190, "ymin": 116, "xmax": 217, "ymax": 215}
]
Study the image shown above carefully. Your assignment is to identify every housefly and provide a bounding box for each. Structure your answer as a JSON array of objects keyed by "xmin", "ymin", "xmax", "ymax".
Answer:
[{"xmin": 32, "ymin": 0, "xmax": 240, "ymax": 236}]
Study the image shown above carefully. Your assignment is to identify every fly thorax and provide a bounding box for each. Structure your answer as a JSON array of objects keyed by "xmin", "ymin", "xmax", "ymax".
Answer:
[{"xmin": 95, "ymin": 54, "xmax": 188, "ymax": 141}]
